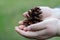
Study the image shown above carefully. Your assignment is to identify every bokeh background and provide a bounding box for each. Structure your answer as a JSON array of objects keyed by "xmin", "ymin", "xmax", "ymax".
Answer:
[{"xmin": 0, "ymin": 0, "xmax": 60, "ymax": 40}]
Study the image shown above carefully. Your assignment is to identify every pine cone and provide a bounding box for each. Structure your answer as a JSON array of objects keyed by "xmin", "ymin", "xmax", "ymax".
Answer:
[{"xmin": 23, "ymin": 7, "xmax": 43, "ymax": 26}]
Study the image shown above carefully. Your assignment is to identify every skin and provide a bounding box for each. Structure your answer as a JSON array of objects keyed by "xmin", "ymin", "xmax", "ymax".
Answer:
[{"xmin": 15, "ymin": 6, "xmax": 60, "ymax": 40}]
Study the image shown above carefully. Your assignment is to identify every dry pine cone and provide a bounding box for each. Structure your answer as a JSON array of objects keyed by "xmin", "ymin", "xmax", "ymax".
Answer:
[{"xmin": 23, "ymin": 7, "xmax": 43, "ymax": 26}]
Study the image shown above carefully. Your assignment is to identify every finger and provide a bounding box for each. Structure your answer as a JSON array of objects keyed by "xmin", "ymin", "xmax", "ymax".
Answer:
[
  {"xmin": 36, "ymin": 35, "xmax": 51, "ymax": 40},
  {"xmin": 18, "ymin": 21, "xmax": 24, "ymax": 25},
  {"xmin": 18, "ymin": 18, "xmax": 27, "ymax": 25},
  {"xmin": 15, "ymin": 27, "xmax": 38, "ymax": 37},
  {"xmin": 15, "ymin": 27, "xmax": 46, "ymax": 38},
  {"xmin": 24, "ymin": 22, "xmax": 47, "ymax": 31},
  {"xmin": 23, "ymin": 11, "xmax": 30, "ymax": 18},
  {"xmin": 18, "ymin": 25, "xmax": 26, "ymax": 30},
  {"xmin": 36, "ymin": 33, "xmax": 54, "ymax": 40},
  {"xmin": 24, "ymin": 18, "xmax": 56, "ymax": 31}
]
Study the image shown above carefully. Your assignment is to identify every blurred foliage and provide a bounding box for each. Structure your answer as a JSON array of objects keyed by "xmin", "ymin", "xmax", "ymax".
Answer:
[{"xmin": 0, "ymin": 0, "xmax": 60, "ymax": 40}]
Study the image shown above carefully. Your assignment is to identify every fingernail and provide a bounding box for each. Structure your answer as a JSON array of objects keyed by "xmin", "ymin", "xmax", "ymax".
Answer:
[
  {"xmin": 18, "ymin": 25, "xmax": 25, "ymax": 30},
  {"xmin": 23, "ymin": 27, "xmax": 29, "ymax": 32}
]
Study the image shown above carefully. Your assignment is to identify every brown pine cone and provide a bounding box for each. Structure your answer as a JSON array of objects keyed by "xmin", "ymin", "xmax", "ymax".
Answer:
[{"xmin": 23, "ymin": 7, "xmax": 43, "ymax": 26}]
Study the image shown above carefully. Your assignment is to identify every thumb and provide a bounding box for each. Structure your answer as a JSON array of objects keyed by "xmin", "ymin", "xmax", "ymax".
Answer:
[{"xmin": 24, "ymin": 22, "xmax": 46, "ymax": 31}]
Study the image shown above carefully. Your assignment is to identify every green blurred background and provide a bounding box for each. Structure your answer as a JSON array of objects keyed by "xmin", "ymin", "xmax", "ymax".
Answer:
[{"xmin": 0, "ymin": 0, "xmax": 60, "ymax": 40}]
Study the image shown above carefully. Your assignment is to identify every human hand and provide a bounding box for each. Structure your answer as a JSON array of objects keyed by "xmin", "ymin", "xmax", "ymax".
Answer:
[
  {"xmin": 15, "ymin": 16, "xmax": 60, "ymax": 40},
  {"xmin": 15, "ymin": 7, "xmax": 60, "ymax": 40}
]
